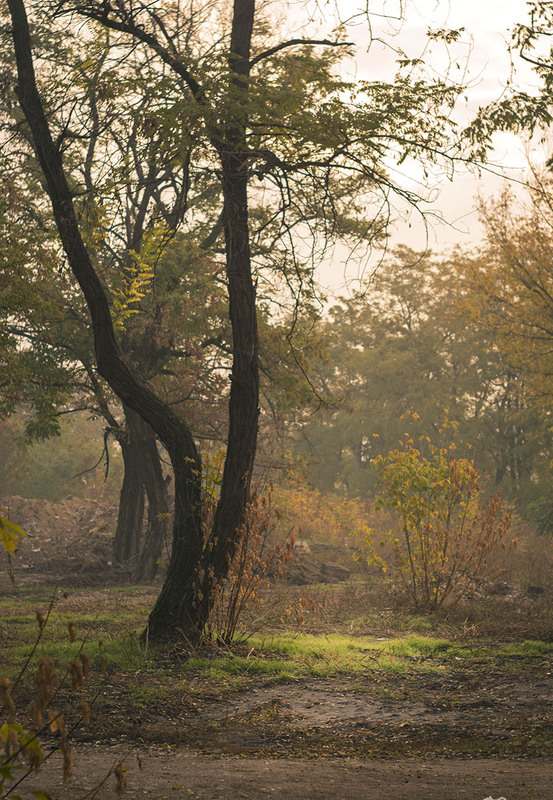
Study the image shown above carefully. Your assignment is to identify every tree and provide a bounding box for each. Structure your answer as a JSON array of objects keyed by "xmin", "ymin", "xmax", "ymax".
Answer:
[
  {"xmin": 466, "ymin": 1, "xmax": 553, "ymax": 156},
  {"xmin": 0, "ymin": 26, "xmax": 233, "ymax": 578},
  {"xmin": 6, "ymin": 0, "xmax": 466, "ymax": 639},
  {"xmin": 458, "ymin": 0, "xmax": 553, "ymax": 512},
  {"xmin": 455, "ymin": 187, "xmax": 553, "ymax": 502},
  {"xmin": 291, "ymin": 247, "xmax": 551, "ymax": 507},
  {"xmin": 0, "ymin": 186, "xmax": 230, "ymax": 578}
]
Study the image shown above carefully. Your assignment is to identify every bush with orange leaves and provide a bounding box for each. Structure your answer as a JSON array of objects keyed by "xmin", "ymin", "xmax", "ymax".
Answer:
[{"xmin": 358, "ymin": 424, "xmax": 512, "ymax": 612}]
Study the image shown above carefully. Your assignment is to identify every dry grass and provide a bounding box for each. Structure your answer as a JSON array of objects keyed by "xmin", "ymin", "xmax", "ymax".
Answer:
[{"xmin": 488, "ymin": 516, "xmax": 553, "ymax": 589}]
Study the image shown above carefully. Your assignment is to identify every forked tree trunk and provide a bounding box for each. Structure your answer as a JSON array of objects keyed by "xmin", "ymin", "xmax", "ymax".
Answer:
[
  {"xmin": 112, "ymin": 404, "xmax": 172, "ymax": 577},
  {"xmin": 9, "ymin": 0, "xmax": 259, "ymax": 641},
  {"xmin": 113, "ymin": 448, "xmax": 144, "ymax": 563},
  {"xmin": 134, "ymin": 438, "xmax": 171, "ymax": 582}
]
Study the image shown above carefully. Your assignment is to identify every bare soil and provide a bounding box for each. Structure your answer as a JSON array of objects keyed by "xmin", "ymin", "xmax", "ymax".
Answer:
[
  {"xmin": 0, "ymin": 495, "xmax": 121, "ymax": 587},
  {"xmin": 2, "ymin": 495, "xmax": 553, "ymax": 800},
  {"xmin": 20, "ymin": 748, "xmax": 553, "ymax": 800}
]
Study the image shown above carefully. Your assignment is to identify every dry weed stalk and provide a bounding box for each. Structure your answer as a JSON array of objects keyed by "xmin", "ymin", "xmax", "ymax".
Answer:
[
  {"xmin": 206, "ymin": 481, "xmax": 295, "ymax": 644},
  {"xmin": 0, "ymin": 594, "xmax": 101, "ymax": 797}
]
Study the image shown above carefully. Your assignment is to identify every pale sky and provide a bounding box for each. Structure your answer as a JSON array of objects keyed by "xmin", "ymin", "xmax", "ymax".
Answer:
[
  {"xmin": 307, "ymin": 1, "xmax": 543, "ymax": 291},
  {"xmin": 394, "ymin": 0, "xmax": 538, "ymax": 250}
]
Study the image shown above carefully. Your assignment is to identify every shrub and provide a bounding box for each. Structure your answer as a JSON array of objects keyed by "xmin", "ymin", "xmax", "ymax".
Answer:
[
  {"xmin": 206, "ymin": 482, "xmax": 295, "ymax": 644},
  {"xmin": 0, "ymin": 509, "xmax": 25, "ymax": 556},
  {"xmin": 0, "ymin": 599, "xmax": 87, "ymax": 797},
  {"xmin": 272, "ymin": 484, "xmax": 368, "ymax": 546},
  {"xmin": 0, "ymin": 513, "xmax": 111, "ymax": 799},
  {"xmin": 528, "ymin": 496, "xmax": 553, "ymax": 537},
  {"xmin": 359, "ymin": 431, "xmax": 511, "ymax": 611}
]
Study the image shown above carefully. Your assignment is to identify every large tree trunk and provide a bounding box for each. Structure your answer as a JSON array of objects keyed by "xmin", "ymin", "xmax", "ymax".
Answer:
[{"xmin": 144, "ymin": 0, "xmax": 259, "ymax": 637}]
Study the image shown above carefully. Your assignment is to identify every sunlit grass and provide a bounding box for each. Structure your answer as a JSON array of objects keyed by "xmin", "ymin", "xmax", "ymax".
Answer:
[
  {"xmin": 224, "ymin": 632, "xmax": 456, "ymax": 677},
  {"xmin": 502, "ymin": 639, "xmax": 553, "ymax": 657},
  {"xmin": 2, "ymin": 587, "xmax": 553, "ymax": 692}
]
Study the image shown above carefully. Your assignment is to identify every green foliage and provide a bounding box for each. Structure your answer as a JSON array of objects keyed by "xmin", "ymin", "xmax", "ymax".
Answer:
[
  {"xmin": 528, "ymin": 496, "xmax": 553, "ymax": 538},
  {"xmin": 0, "ymin": 412, "xmax": 123, "ymax": 502},
  {"xmin": 360, "ymin": 418, "xmax": 511, "ymax": 611},
  {"xmin": 465, "ymin": 1, "xmax": 553, "ymax": 154},
  {"xmin": 0, "ymin": 172, "xmax": 77, "ymax": 441},
  {"xmin": 454, "ymin": 185, "xmax": 553, "ymax": 517},
  {"xmin": 0, "ymin": 511, "xmax": 25, "ymax": 555},
  {"xmin": 0, "ymin": 0, "xmax": 470, "ymax": 441},
  {"xmin": 1, "ymin": 0, "xmax": 482, "ymax": 640}
]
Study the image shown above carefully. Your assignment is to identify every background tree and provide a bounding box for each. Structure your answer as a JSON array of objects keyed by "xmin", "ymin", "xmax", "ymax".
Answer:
[
  {"xmin": 0, "ymin": 23, "xmax": 234, "ymax": 579},
  {"xmin": 456, "ymin": 185, "xmax": 553, "ymax": 507},
  {"xmin": 291, "ymin": 247, "xmax": 551, "ymax": 509}
]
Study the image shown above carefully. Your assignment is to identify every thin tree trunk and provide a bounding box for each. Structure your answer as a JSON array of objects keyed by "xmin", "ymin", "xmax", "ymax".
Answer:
[
  {"xmin": 135, "ymin": 437, "xmax": 171, "ymax": 582},
  {"xmin": 10, "ymin": 0, "xmax": 203, "ymax": 638},
  {"xmin": 113, "ymin": 407, "xmax": 146, "ymax": 563},
  {"xmin": 9, "ymin": 0, "xmax": 259, "ymax": 641}
]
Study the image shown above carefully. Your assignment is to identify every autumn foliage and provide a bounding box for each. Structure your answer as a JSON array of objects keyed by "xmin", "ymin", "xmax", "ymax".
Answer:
[{"xmin": 359, "ymin": 418, "xmax": 512, "ymax": 610}]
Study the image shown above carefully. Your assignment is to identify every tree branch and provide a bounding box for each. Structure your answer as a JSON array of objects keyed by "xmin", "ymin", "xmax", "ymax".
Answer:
[
  {"xmin": 249, "ymin": 38, "xmax": 353, "ymax": 68},
  {"xmin": 55, "ymin": 1, "xmax": 205, "ymax": 103}
]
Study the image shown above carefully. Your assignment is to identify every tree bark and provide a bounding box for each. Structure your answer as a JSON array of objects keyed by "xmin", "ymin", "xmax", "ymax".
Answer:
[
  {"xmin": 135, "ymin": 438, "xmax": 171, "ymax": 582},
  {"xmin": 113, "ymin": 441, "xmax": 145, "ymax": 563},
  {"xmin": 113, "ymin": 407, "xmax": 147, "ymax": 564}
]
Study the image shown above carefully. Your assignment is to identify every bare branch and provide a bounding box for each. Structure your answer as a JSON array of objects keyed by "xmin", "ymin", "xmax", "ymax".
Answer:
[{"xmin": 249, "ymin": 37, "xmax": 353, "ymax": 68}]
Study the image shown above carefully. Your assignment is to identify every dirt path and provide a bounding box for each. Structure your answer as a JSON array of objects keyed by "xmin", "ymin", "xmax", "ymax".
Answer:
[
  {"xmin": 20, "ymin": 747, "xmax": 553, "ymax": 800},
  {"xmin": 16, "ymin": 675, "xmax": 553, "ymax": 800}
]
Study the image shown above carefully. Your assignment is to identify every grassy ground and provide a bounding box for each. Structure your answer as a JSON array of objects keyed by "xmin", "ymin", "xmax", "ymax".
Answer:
[{"xmin": 2, "ymin": 581, "xmax": 553, "ymax": 762}]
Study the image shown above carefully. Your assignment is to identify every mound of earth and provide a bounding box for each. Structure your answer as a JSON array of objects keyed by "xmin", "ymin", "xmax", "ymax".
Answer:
[
  {"xmin": 0, "ymin": 496, "xmax": 359, "ymax": 591},
  {"xmin": 0, "ymin": 495, "xmax": 120, "ymax": 589}
]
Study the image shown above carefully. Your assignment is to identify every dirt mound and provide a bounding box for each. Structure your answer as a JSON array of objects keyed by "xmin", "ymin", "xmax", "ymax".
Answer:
[
  {"xmin": 285, "ymin": 541, "xmax": 355, "ymax": 585},
  {"xmin": 1, "ymin": 495, "xmax": 120, "ymax": 588},
  {"xmin": 1, "ymin": 497, "xmax": 360, "ymax": 591}
]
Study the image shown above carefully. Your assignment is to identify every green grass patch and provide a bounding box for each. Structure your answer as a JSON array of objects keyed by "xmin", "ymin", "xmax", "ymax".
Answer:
[
  {"xmin": 386, "ymin": 634, "xmax": 452, "ymax": 658},
  {"xmin": 188, "ymin": 654, "xmax": 302, "ymax": 678},
  {"xmin": 243, "ymin": 632, "xmax": 456, "ymax": 676},
  {"xmin": 499, "ymin": 639, "xmax": 553, "ymax": 657}
]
